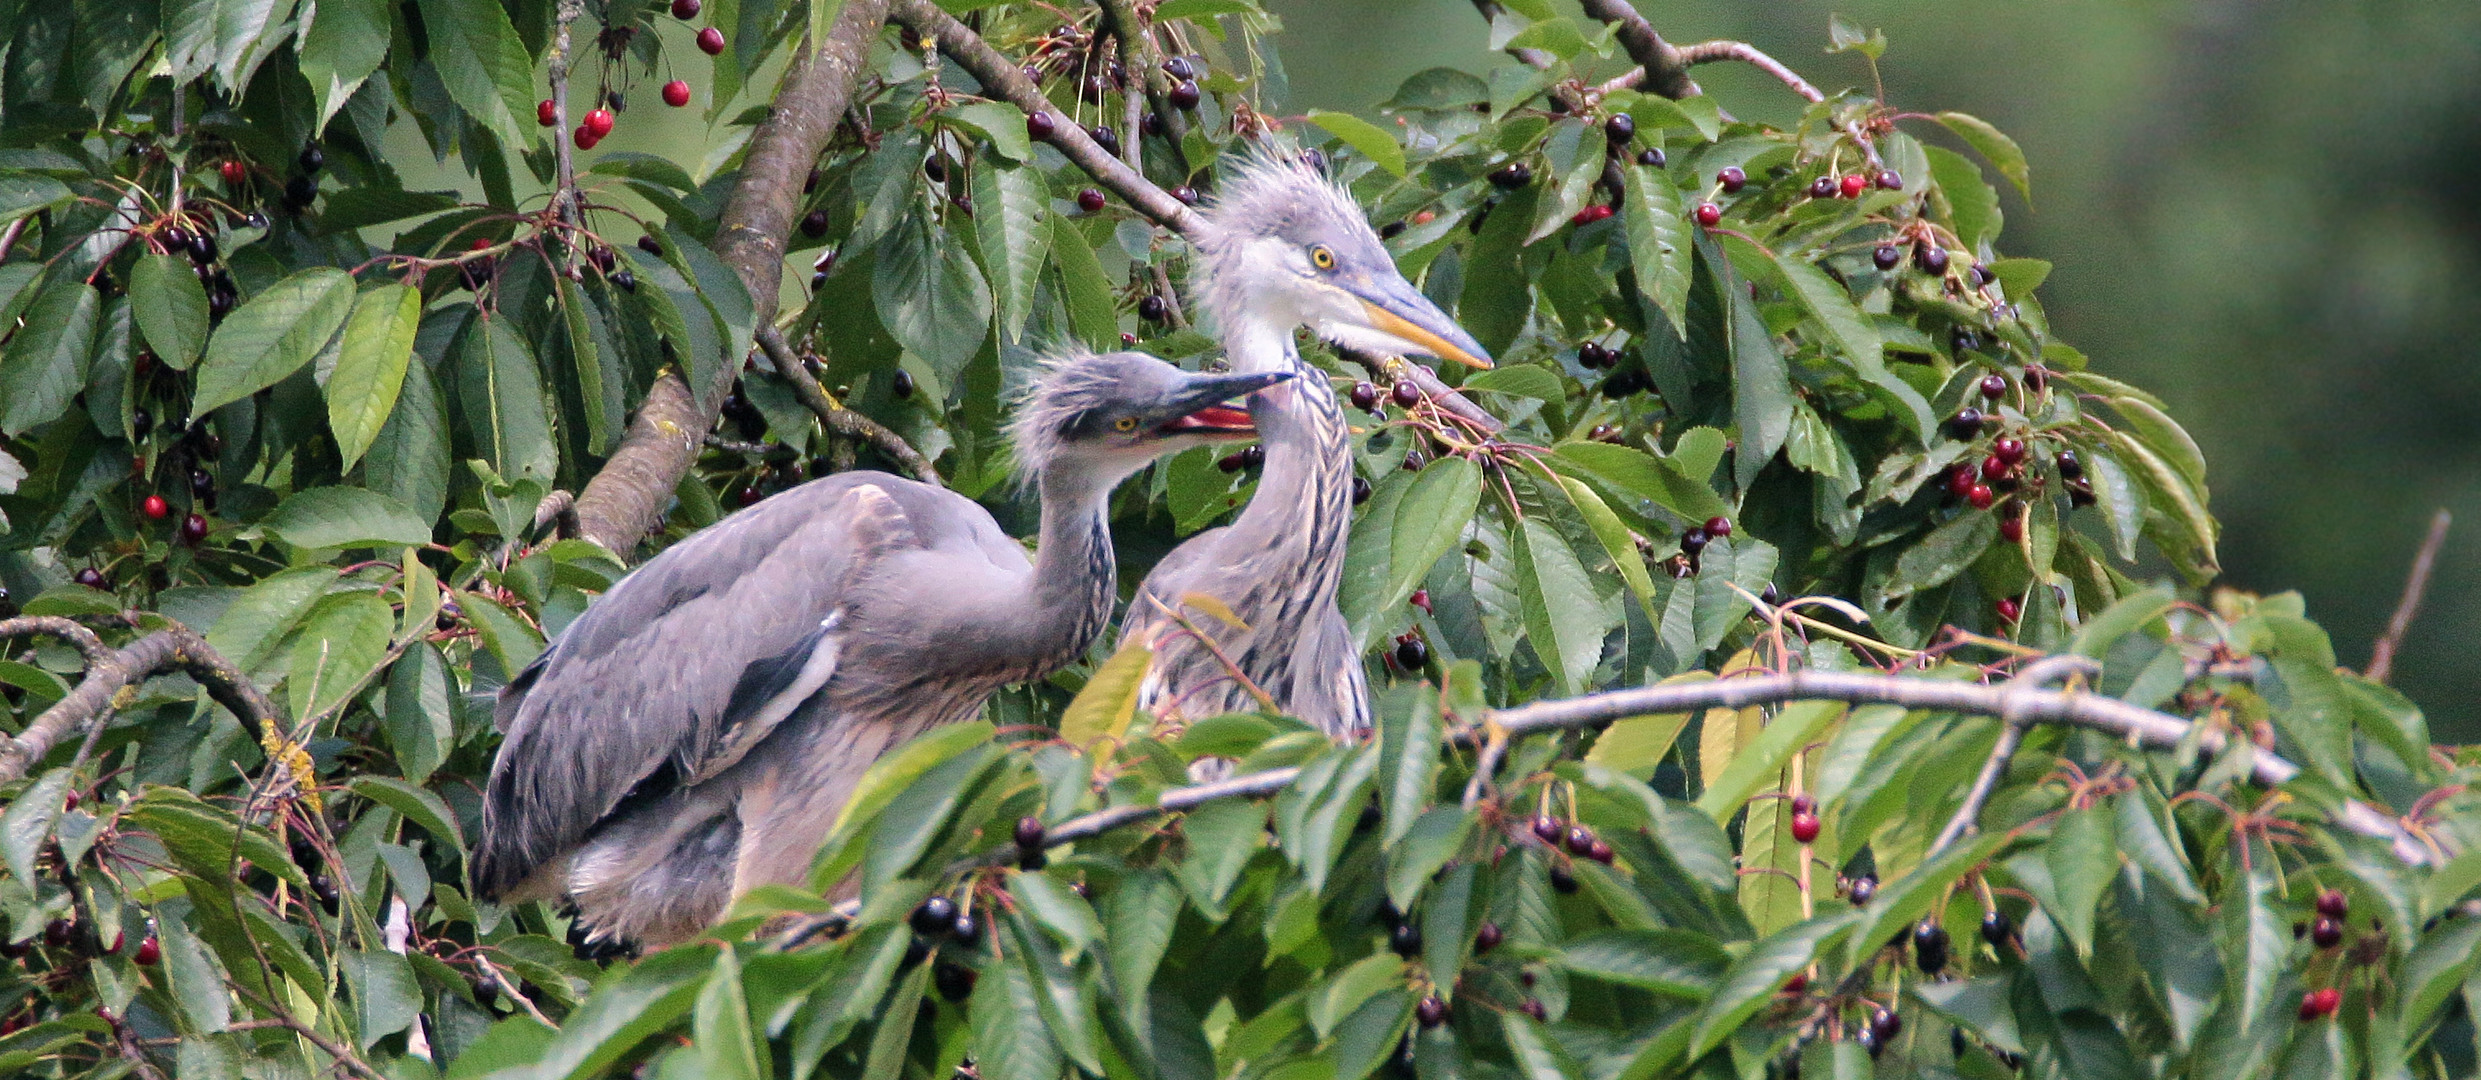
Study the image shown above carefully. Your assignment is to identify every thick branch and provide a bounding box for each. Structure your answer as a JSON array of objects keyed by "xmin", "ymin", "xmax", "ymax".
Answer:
[
  {"xmin": 0, "ymin": 621, "xmax": 278, "ymax": 783},
  {"xmin": 1575, "ymin": 0, "xmax": 1700, "ymax": 100},
  {"xmin": 567, "ymin": 0, "xmax": 896, "ymax": 559},
  {"xmin": 1467, "ymin": 1, "xmax": 1555, "ymax": 69},
  {"xmin": 893, "ymin": 0, "xmax": 1500, "ymax": 433},
  {"xmin": 755, "ymin": 326, "xmax": 941, "ymax": 485},
  {"xmin": 2367, "ymin": 508, "xmax": 2450, "ymax": 685}
]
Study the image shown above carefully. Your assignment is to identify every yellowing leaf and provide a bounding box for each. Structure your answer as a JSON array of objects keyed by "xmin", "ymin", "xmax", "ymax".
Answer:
[{"xmin": 1059, "ymin": 642, "xmax": 1153, "ymax": 748}]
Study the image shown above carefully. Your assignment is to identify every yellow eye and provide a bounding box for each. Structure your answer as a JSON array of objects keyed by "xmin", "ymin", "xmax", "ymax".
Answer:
[
  {"xmin": 1309, "ymin": 245, "xmax": 1336, "ymax": 270},
  {"xmin": 1114, "ymin": 417, "xmax": 1139, "ymax": 431}
]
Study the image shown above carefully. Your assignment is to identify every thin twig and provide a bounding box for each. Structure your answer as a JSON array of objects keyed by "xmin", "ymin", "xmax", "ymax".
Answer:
[
  {"xmin": 230, "ymin": 983, "xmax": 391, "ymax": 1080},
  {"xmin": 2367, "ymin": 508, "xmax": 2450, "ymax": 685},
  {"xmin": 0, "ymin": 621, "xmax": 277, "ymax": 783},
  {"xmin": 754, "ymin": 326, "xmax": 942, "ymax": 486},
  {"xmin": 1676, "ymin": 41, "xmax": 1822, "ymax": 101}
]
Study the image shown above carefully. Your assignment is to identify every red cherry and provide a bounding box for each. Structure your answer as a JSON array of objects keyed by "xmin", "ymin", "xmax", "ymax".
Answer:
[
  {"xmin": 1702, "ymin": 516, "xmax": 1731, "ymax": 538},
  {"xmin": 180, "ymin": 513, "xmax": 209, "ymax": 543},
  {"xmin": 1992, "ymin": 437, "xmax": 2026, "ymax": 464},
  {"xmin": 1980, "ymin": 374, "xmax": 2007, "ymax": 400},
  {"xmin": 1782, "ymin": 973, "xmax": 1807, "ymax": 995},
  {"xmin": 1569, "ymin": 204, "xmax": 1614, "ymax": 227},
  {"xmin": 1999, "ymin": 512, "xmax": 2024, "ymax": 543},
  {"xmin": 671, "ymin": 0, "xmax": 700, "ymax": 16},
  {"xmin": 220, "ymin": 160, "xmax": 247, "ymax": 185},
  {"xmin": 1839, "ymin": 173, "xmax": 1867, "ymax": 199},
  {"xmin": 141, "ymin": 494, "xmax": 169, "ymax": 519},
  {"xmin": 1076, "ymin": 188, "xmax": 1106, "ymax": 213},
  {"xmin": 573, "ymin": 124, "xmax": 601, "ymax": 150},
  {"xmin": 1947, "ymin": 465, "xmax": 1979, "ymax": 499},
  {"xmin": 537, "ymin": 99, "xmax": 558, "ymax": 126},
  {"xmin": 1716, "ymin": 166, "xmax": 1745, "ymax": 194},
  {"xmin": 1693, "ymin": 202, "xmax": 1721, "ymax": 227},
  {"xmin": 697, "ymin": 26, "xmax": 726, "ymax": 54},
  {"xmin": 1981, "ymin": 455, "xmax": 2010, "ymax": 483},
  {"xmin": 2299, "ymin": 988, "xmax": 2341, "ymax": 1021},
  {"xmin": 2316, "ymin": 889, "xmax": 2349, "ymax": 919},
  {"xmin": 662, "ymin": 80, "xmax": 691, "ymax": 107},
  {"xmin": 135, "ymin": 936, "xmax": 160, "ymax": 966},
  {"xmin": 1967, "ymin": 484, "xmax": 1995, "ymax": 510},
  {"xmin": 1790, "ymin": 794, "xmax": 1815, "ymax": 815},
  {"xmin": 1995, "ymin": 597, "xmax": 2021, "ymax": 624},
  {"xmin": 1875, "ymin": 169, "xmax": 1903, "ymax": 190},
  {"xmin": 1410, "ymin": 589, "xmax": 1432, "ymax": 613},
  {"xmin": 1790, "ymin": 811, "xmax": 1820, "ymax": 844},
  {"xmin": 583, "ymin": 108, "xmax": 615, "ymax": 137}
]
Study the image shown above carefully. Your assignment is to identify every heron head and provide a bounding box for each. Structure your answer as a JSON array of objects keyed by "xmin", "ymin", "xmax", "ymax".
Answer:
[
  {"xmin": 1007, "ymin": 350, "xmax": 1293, "ymax": 488},
  {"xmin": 1195, "ymin": 150, "xmax": 1493, "ymax": 371}
]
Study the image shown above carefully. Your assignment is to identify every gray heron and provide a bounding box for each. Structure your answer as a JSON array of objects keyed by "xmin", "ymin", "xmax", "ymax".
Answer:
[
  {"xmin": 474, "ymin": 351, "xmax": 1288, "ymax": 946},
  {"xmin": 1124, "ymin": 152, "xmax": 1494, "ymax": 736}
]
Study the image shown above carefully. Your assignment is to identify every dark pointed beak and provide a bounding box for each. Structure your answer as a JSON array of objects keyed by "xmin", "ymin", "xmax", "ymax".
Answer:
[
  {"xmin": 1339, "ymin": 272, "xmax": 1495, "ymax": 370},
  {"xmin": 1152, "ymin": 369, "xmax": 1295, "ymax": 437}
]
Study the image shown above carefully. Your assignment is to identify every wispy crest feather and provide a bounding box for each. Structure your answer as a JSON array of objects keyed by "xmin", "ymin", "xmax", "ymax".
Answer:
[
  {"xmin": 1003, "ymin": 344, "xmax": 1109, "ymax": 486},
  {"xmin": 1190, "ymin": 145, "xmax": 1381, "ymax": 330}
]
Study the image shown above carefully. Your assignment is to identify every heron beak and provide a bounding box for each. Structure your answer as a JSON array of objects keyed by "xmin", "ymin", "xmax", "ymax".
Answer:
[
  {"xmin": 1334, "ymin": 274, "xmax": 1495, "ymax": 370},
  {"xmin": 1154, "ymin": 369, "xmax": 1294, "ymax": 437}
]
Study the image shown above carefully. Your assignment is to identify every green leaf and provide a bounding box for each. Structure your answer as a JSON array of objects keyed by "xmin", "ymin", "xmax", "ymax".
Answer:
[
  {"xmin": 261, "ymin": 487, "xmax": 432, "ymax": 550},
  {"xmin": 0, "ymin": 171, "xmax": 73, "ymax": 224},
  {"xmin": 2070, "ymin": 584, "xmax": 2175, "ymax": 659},
  {"xmin": 1689, "ymin": 910, "xmax": 1856, "ymax": 1056},
  {"xmin": 1557, "ymin": 475, "xmax": 1657, "ymax": 618},
  {"xmin": 1935, "ymin": 111, "xmax": 2032, "ymax": 202},
  {"xmin": 947, "ymin": 100, "xmax": 1030, "ymax": 162},
  {"xmin": 1624, "ymin": 163, "xmax": 1691, "ymax": 335},
  {"xmin": 1390, "ymin": 457, "xmax": 1483, "ymax": 607},
  {"xmin": 969, "ymin": 952, "xmax": 1061, "ymax": 1080},
  {"xmin": 207, "ymin": 567, "xmax": 341, "ymax": 675},
  {"xmin": 1516, "ymin": 516, "xmax": 1611, "ymax": 696},
  {"xmin": 1174, "ymin": 796, "xmax": 1264, "ymax": 915},
  {"xmin": 973, "ymin": 158, "xmax": 1049, "ymax": 343},
  {"xmin": 1378, "ymin": 685, "xmax": 1443, "ymax": 846},
  {"xmin": 1887, "ymin": 509, "xmax": 1998, "ymax": 600},
  {"xmin": 1382, "ymin": 67, "xmax": 1489, "ymax": 112},
  {"xmin": 1, "ymin": 770, "xmax": 69, "ymax": 886},
  {"xmin": 1769, "ymin": 253, "xmax": 1881, "ymax": 369},
  {"xmin": 2108, "ymin": 427, "xmax": 2217, "ymax": 574},
  {"xmin": 529, "ymin": 946, "xmax": 716, "ymax": 1080},
  {"xmin": 2043, "ymin": 804, "xmax": 2116, "ymax": 957},
  {"xmin": 875, "ymin": 216, "xmax": 992, "ymax": 381},
  {"xmin": 1385, "ymin": 806, "xmax": 1472, "ymax": 912},
  {"xmin": 416, "ymin": 0, "xmax": 537, "ymax": 148},
  {"xmin": 326, "ymin": 284, "xmax": 420, "ymax": 469},
  {"xmin": 298, "ymin": 0, "xmax": 390, "ymax": 129},
  {"xmin": 2403, "ymin": 916, "xmax": 2481, "ymax": 1026},
  {"xmin": 1057, "ymin": 643, "xmax": 1150, "ymax": 747},
  {"xmin": 458, "ymin": 313, "xmax": 559, "ymax": 483},
  {"xmin": 385, "ymin": 643, "xmax": 454, "ymax": 783},
  {"xmin": 1152, "ymin": 0, "xmax": 1258, "ymax": 18},
  {"xmin": 1548, "ymin": 441, "xmax": 1732, "ymax": 524},
  {"xmin": 1727, "ymin": 257, "xmax": 1793, "ymax": 489},
  {"xmin": 0, "ymin": 277, "xmax": 97, "ymax": 435},
  {"xmin": 2085, "ymin": 445, "xmax": 2144, "ymax": 562},
  {"xmin": 287, "ymin": 591, "xmax": 394, "ymax": 721},
  {"xmin": 192, "ymin": 267, "xmax": 355, "ymax": 415},
  {"xmin": 694, "ymin": 947, "xmax": 768, "ymax": 1080},
  {"xmin": 348, "ymin": 775, "xmax": 467, "ymax": 858},
  {"xmin": 158, "ymin": 917, "xmax": 230, "ymax": 1033},
  {"xmin": 1693, "ymin": 700, "xmax": 1842, "ymax": 822},
  {"xmin": 129, "ymin": 254, "xmax": 209, "ymax": 369},
  {"xmin": 1307, "ymin": 110, "xmax": 1406, "ymax": 178},
  {"xmin": 1309, "ymin": 954, "xmax": 1402, "ymax": 1039},
  {"xmin": 342, "ymin": 948, "xmax": 421, "ymax": 1047},
  {"xmin": 1924, "ymin": 144, "xmax": 2002, "ymax": 250},
  {"xmin": 1560, "ymin": 929, "xmax": 1729, "ymax": 999}
]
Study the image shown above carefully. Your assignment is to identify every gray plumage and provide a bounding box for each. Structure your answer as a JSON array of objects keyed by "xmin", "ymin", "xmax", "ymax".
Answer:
[
  {"xmin": 1124, "ymin": 152, "xmax": 1494, "ymax": 736},
  {"xmin": 475, "ymin": 351, "xmax": 1284, "ymax": 945}
]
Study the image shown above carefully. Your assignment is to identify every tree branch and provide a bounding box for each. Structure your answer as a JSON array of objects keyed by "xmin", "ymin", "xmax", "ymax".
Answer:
[
  {"xmin": 1094, "ymin": 0, "xmax": 1187, "ymax": 173},
  {"xmin": 547, "ymin": 0, "xmax": 587, "ymax": 236},
  {"xmin": 567, "ymin": 0, "xmax": 896, "ymax": 559},
  {"xmin": 1575, "ymin": 0, "xmax": 1700, "ymax": 100},
  {"xmin": 1467, "ymin": 1, "xmax": 1556, "ymax": 69},
  {"xmin": 2367, "ymin": 508, "xmax": 2450, "ymax": 685},
  {"xmin": 0, "ymin": 620, "xmax": 278, "ymax": 783},
  {"xmin": 754, "ymin": 326, "xmax": 942, "ymax": 485},
  {"xmin": 891, "ymin": 0, "xmax": 1501, "ymax": 434}
]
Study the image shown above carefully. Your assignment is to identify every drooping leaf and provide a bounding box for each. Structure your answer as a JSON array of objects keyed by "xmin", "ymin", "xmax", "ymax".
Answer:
[
  {"xmin": 1307, "ymin": 110, "xmax": 1407, "ymax": 177},
  {"xmin": 192, "ymin": 267, "xmax": 355, "ymax": 415},
  {"xmin": 129, "ymin": 253, "xmax": 209, "ymax": 369},
  {"xmin": 326, "ymin": 284, "xmax": 421, "ymax": 469}
]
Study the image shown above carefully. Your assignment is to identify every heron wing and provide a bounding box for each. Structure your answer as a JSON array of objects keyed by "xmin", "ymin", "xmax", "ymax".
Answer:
[{"xmin": 474, "ymin": 472, "xmax": 1009, "ymax": 899}]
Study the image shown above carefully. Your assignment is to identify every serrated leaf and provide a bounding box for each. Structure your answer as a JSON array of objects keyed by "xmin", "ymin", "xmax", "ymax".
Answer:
[
  {"xmin": 1378, "ymin": 685, "xmax": 1442, "ymax": 846},
  {"xmin": 1694, "ymin": 699, "xmax": 1841, "ymax": 822},
  {"xmin": 1058, "ymin": 642, "xmax": 1150, "ymax": 748},
  {"xmin": 1391, "ymin": 457, "xmax": 1483, "ymax": 607},
  {"xmin": 974, "ymin": 158, "xmax": 1049, "ymax": 342},
  {"xmin": 1307, "ymin": 110, "xmax": 1406, "ymax": 178},
  {"xmin": 1624, "ymin": 162, "xmax": 1691, "ymax": 335},
  {"xmin": 343, "ymin": 948, "xmax": 420, "ymax": 1047},
  {"xmin": 129, "ymin": 254, "xmax": 209, "ymax": 370},
  {"xmin": 192, "ymin": 267, "xmax": 355, "ymax": 415},
  {"xmin": 1050, "ymin": 214, "xmax": 1118, "ymax": 349},
  {"xmin": 0, "ymin": 277, "xmax": 97, "ymax": 435},
  {"xmin": 261, "ymin": 487, "xmax": 432, "ymax": 550},
  {"xmin": 1924, "ymin": 144, "xmax": 2002, "ymax": 250},
  {"xmin": 1936, "ymin": 111, "xmax": 2031, "ymax": 202},
  {"xmin": 875, "ymin": 216, "xmax": 992, "ymax": 381},
  {"xmin": 1516, "ymin": 516, "xmax": 1611, "ymax": 695},
  {"xmin": 1689, "ymin": 911, "xmax": 1856, "ymax": 1056},
  {"xmin": 287, "ymin": 591, "xmax": 394, "ymax": 721},
  {"xmin": 1, "ymin": 770, "xmax": 69, "ymax": 886},
  {"xmin": 326, "ymin": 284, "xmax": 420, "ymax": 469},
  {"xmin": 1889, "ymin": 510, "xmax": 1998, "ymax": 599},
  {"xmin": 299, "ymin": 0, "xmax": 390, "ymax": 130},
  {"xmin": 416, "ymin": 0, "xmax": 536, "ymax": 147}
]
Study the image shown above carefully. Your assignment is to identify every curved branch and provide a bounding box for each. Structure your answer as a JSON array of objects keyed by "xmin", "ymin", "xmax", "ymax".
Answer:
[
  {"xmin": 754, "ymin": 326, "xmax": 942, "ymax": 485},
  {"xmin": 0, "ymin": 620, "xmax": 278, "ymax": 783},
  {"xmin": 1576, "ymin": 0, "xmax": 1700, "ymax": 100},
  {"xmin": 1467, "ymin": 0, "xmax": 1555, "ymax": 69},
  {"xmin": 2368, "ymin": 508, "xmax": 2450, "ymax": 685},
  {"xmin": 891, "ymin": 0, "xmax": 1501, "ymax": 435},
  {"xmin": 568, "ymin": 0, "xmax": 897, "ymax": 559},
  {"xmin": 1676, "ymin": 40, "xmax": 1822, "ymax": 102}
]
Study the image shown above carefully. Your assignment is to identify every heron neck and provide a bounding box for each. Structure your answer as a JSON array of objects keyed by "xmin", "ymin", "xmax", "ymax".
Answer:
[
  {"xmin": 1222, "ymin": 325, "xmax": 1354, "ymax": 600},
  {"xmin": 1023, "ymin": 472, "xmax": 1119, "ymax": 659}
]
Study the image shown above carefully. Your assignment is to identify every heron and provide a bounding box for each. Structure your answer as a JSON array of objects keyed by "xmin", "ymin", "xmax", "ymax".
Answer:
[
  {"xmin": 1123, "ymin": 152, "xmax": 1494, "ymax": 736},
  {"xmin": 473, "ymin": 351, "xmax": 1289, "ymax": 946}
]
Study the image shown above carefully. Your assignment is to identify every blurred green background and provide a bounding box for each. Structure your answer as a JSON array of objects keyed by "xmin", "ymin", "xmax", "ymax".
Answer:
[
  {"xmin": 446, "ymin": 1, "xmax": 2481, "ymax": 736},
  {"xmin": 1264, "ymin": 0, "xmax": 2481, "ymax": 739}
]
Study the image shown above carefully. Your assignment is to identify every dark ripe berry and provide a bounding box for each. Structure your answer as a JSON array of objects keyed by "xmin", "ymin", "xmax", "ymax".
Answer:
[
  {"xmin": 671, "ymin": 0, "xmax": 700, "ymax": 16},
  {"xmin": 2311, "ymin": 916, "xmax": 2343, "ymax": 949},
  {"xmin": 1783, "ymin": 973, "xmax": 1807, "ymax": 996},
  {"xmin": 2067, "ymin": 480, "xmax": 2096, "ymax": 508},
  {"xmin": 2300, "ymin": 987, "xmax": 2341, "ymax": 1021},
  {"xmin": 1789, "ymin": 810, "xmax": 1821, "ymax": 844},
  {"xmin": 1945, "ymin": 407, "xmax": 1984, "ymax": 440},
  {"xmin": 189, "ymin": 231, "xmax": 218, "ymax": 265},
  {"xmin": 900, "ymin": 937, "xmax": 931, "ymax": 968},
  {"xmin": 1410, "ymin": 588, "xmax": 1431, "ymax": 613},
  {"xmin": 1390, "ymin": 922, "xmax": 1423, "ymax": 957},
  {"xmin": 1917, "ymin": 244, "xmax": 1950, "ymax": 275},
  {"xmin": 1014, "ymin": 816, "xmax": 1046, "ymax": 851},
  {"xmin": 1995, "ymin": 596, "xmax": 2022, "ymax": 624},
  {"xmin": 142, "ymin": 494, "xmax": 170, "ymax": 519},
  {"xmin": 1565, "ymin": 825, "xmax": 1596, "ymax": 856},
  {"xmin": 924, "ymin": 155, "xmax": 950, "ymax": 184},
  {"xmin": 1076, "ymin": 188, "xmax": 1107, "ymax": 213},
  {"xmin": 1694, "ymin": 201, "xmax": 1721, "ymax": 227},
  {"xmin": 1170, "ymin": 80, "xmax": 1202, "ymax": 110},
  {"xmin": 245, "ymin": 211, "xmax": 269, "ymax": 230},
  {"xmin": 1475, "ymin": 921, "xmax": 1503, "ymax": 953},
  {"xmin": 1636, "ymin": 147, "xmax": 1666, "ymax": 168},
  {"xmin": 1024, "ymin": 111, "xmax": 1058, "ymax": 143},
  {"xmin": 181, "ymin": 513, "xmax": 209, "ymax": 543},
  {"xmin": 1349, "ymin": 381, "xmax": 1379, "ymax": 411},
  {"xmin": 74, "ymin": 568, "xmax": 106, "ymax": 590},
  {"xmin": 1394, "ymin": 636, "xmax": 1428, "ymax": 671},
  {"xmin": 1164, "ymin": 55, "xmax": 1196, "ymax": 80},
  {"xmin": 299, "ymin": 143, "xmax": 324, "ymax": 173},
  {"xmin": 1952, "ymin": 1027, "xmax": 1969, "ymax": 1061},
  {"xmin": 910, "ymin": 896, "xmax": 959, "ymax": 936},
  {"xmin": 949, "ymin": 912, "xmax": 979, "ymax": 946},
  {"xmin": 1531, "ymin": 816, "xmax": 1563, "ymax": 844},
  {"xmin": 1913, "ymin": 920, "xmax": 1951, "ymax": 975},
  {"xmin": 1521, "ymin": 998, "xmax": 1548, "ymax": 1021},
  {"xmin": 1576, "ymin": 341, "xmax": 1605, "ymax": 368},
  {"xmin": 1488, "ymin": 162, "xmax": 1533, "ymax": 189},
  {"xmin": 1173, "ymin": 185, "xmax": 1198, "ymax": 205},
  {"xmin": 6, "ymin": 935, "xmax": 39, "ymax": 958},
  {"xmin": 736, "ymin": 485, "xmax": 763, "ymax": 507},
  {"xmin": 1079, "ymin": 73, "xmax": 1109, "ymax": 104},
  {"xmin": 1809, "ymin": 175, "xmax": 1837, "ymax": 199},
  {"xmin": 1760, "ymin": 583, "xmax": 1782, "ymax": 605},
  {"xmin": 800, "ymin": 209, "xmax": 829, "ymax": 237},
  {"xmin": 1600, "ymin": 368, "xmax": 1645, "ymax": 398},
  {"xmin": 1138, "ymin": 294, "xmax": 1167, "ymax": 322},
  {"xmin": 132, "ymin": 408, "xmax": 154, "ymax": 439},
  {"xmin": 97, "ymin": 1006, "xmax": 118, "ymax": 1027},
  {"xmin": 1999, "ymin": 512, "xmax": 2024, "ymax": 543},
  {"xmin": 1018, "ymin": 846, "xmax": 1049, "ymax": 871},
  {"xmin": 1569, "ymin": 204, "xmax": 1613, "ymax": 227},
  {"xmin": 1979, "ymin": 374, "xmax": 2007, "ymax": 400},
  {"xmin": 583, "ymin": 108, "xmax": 615, "ymax": 137},
  {"xmin": 1981, "ymin": 455, "xmax": 2011, "ymax": 483},
  {"xmin": 1351, "ymin": 476, "xmax": 1372, "ymax": 505},
  {"xmin": 606, "ymin": 89, "xmax": 627, "ymax": 111},
  {"xmin": 1972, "ymin": 263, "xmax": 1995, "ymax": 287},
  {"xmin": 811, "ymin": 270, "xmax": 829, "ymax": 291},
  {"xmin": 1391, "ymin": 381, "xmax": 1421, "ymax": 408},
  {"xmin": 1415, "ymin": 995, "xmax": 1447, "ymax": 1028},
  {"xmin": 1993, "ymin": 437, "xmax": 2026, "ymax": 464},
  {"xmin": 1980, "ymin": 909, "xmax": 2013, "ymax": 947},
  {"xmin": 1679, "ymin": 526, "xmax": 1709, "ymax": 556},
  {"xmin": 1587, "ymin": 839, "xmax": 1614, "ymax": 864},
  {"xmin": 613, "ymin": 268, "xmax": 636, "ymax": 292},
  {"xmin": 1839, "ymin": 173, "xmax": 1868, "ymax": 199},
  {"xmin": 1848, "ymin": 874, "xmax": 1877, "ymax": 906},
  {"xmin": 697, "ymin": 26, "xmax": 726, "ymax": 54},
  {"xmin": 1871, "ymin": 1007, "xmax": 1902, "ymax": 1042},
  {"xmin": 1703, "ymin": 515, "xmax": 1732, "ymax": 538},
  {"xmin": 1088, "ymin": 124, "xmax": 1120, "ymax": 156},
  {"xmin": 1952, "ymin": 328, "xmax": 1983, "ymax": 355},
  {"xmin": 45, "ymin": 919, "xmax": 71, "ymax": 947},
  {"xmin": 2054, "ymin": 449, "xmax": 2084, "ymax": 479},
  {"xmin": 637, "ymin": 234, "xmax": 664, "ymax": 257},
  {"xmin": 662, "ymin": 80, "xmax": 692, "ymax": 107},
  {"xmin": 891, "ymin": 369, "xmax": 915, "ymax": 399},
  {"xmin": 1216, "ymin": 450, "xmax": 1247, "ymax": 473},
  {"xmin": 1717, "ymin": 166, "xmax": 1746, "ymax": 193},
  {"xmin": 1589, "ymin": 424, "xmax": 1621, "ymax": 443},
  {"xmin": 1603, "ymin": 113, "xmax": 1635, "ymax": 144},
  {"xmin": 935, "ymin": 962, "xmax": 976, "ymax": 1001},
  {"xmin": 1967, "ymin": 484, "xmax": 1995, "ymax": 510},
  {"xmin": 1790, "ymin": 794, "xmax": 1816, "ymax": 815},
  {"xmin": 1877, "ymin": 169, "xmax": 1903, "ymax": 191},
  {"xmin": 283, "ymin": 175, "xmax": 317, "ymax": 210},
  {"xmin": 2317, "ymin": 889, "xmax": 2350, "ymax": 919},
  {"xmin": 1298, "ymin": 148, "xmax": 1328, "ymax": 173}
]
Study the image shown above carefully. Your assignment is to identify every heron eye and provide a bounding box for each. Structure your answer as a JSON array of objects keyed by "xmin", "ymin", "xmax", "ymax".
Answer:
[
  {"xmin": 1114, "ymin": 416, "xmax": 1139, "ymax": 432},
  {"xmin": 1309, "ymin": 245, "xmax": 1336, "ymax": 270}
]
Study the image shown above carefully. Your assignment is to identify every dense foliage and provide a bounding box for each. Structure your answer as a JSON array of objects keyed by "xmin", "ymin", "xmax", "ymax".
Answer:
[{"xmin": 0, "ymin": 0, "xmax": 2473, "ymax": 1077}]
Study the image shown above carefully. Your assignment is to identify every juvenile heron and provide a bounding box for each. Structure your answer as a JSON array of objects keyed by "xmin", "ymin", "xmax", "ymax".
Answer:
[
  {"xmin": 1124, "ymin": 153, "xmax": 1493, "ymax": 735},
  {"xmin": 474, "ymin": 352, "xmax": 1287, "ymax": 946}
]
